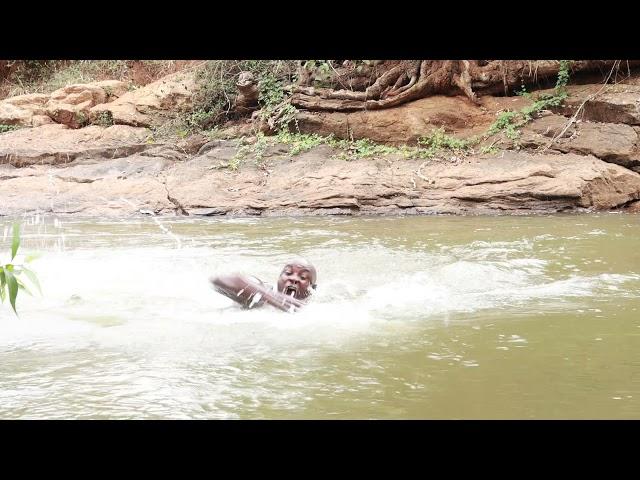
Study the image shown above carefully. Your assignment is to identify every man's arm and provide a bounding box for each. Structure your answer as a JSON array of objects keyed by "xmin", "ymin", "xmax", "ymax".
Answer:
[{"xmin": 209, "ymin": 274, "xmax": 304, "ymax": 312}]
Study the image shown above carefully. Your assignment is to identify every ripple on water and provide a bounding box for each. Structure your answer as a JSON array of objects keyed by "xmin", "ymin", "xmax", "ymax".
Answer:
[{"xmin": 2, "ymin": 215, "xmax": 640, "ymax": 418}]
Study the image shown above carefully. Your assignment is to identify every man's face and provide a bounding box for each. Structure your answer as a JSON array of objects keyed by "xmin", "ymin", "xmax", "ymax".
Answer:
[{"xmin": 277, "ymin": 263, "xmax": 316, "ymax": 300}]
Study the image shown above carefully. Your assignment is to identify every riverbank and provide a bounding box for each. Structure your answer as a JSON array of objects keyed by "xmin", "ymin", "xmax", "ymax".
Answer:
[{"xmin": 1, "ymin": 64, "xmax": 639, "ymax": 217}]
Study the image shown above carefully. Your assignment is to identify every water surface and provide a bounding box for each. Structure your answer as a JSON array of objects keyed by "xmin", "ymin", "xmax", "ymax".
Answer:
[{"xmin": 1, "ymin": 214, "xmax": 639, "ymax": 419}]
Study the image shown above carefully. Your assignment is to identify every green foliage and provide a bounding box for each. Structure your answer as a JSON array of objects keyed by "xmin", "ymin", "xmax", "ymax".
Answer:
[
  {"xmin": 479, "ymin": 145, "xmax": 500, "ymax": 155},
  {"xmin": 302, "ymin": 60, "xmax": 333, "ymax": 85},
  {"xmin": 335, "ymin": 138, "xmax": 399, "ymax": 160},
  {"xmin": 259, "ymin": 74, "xmax": 286, "ymax": 110},
  {"xmin": 1, "ymin": 60, "xmax": 186, "ymax": 100},
  {"xmin": 138, "ymin": 59, "xmax": 575, "ymax": 155},
  {"xmin": 258, "ymin": 73, "xmax": 298, "ymax": 130},
  {"xmin": 515, "ymin": 83, "xmax": 532, "ymax": 99},
  {"xmin": 5, "ymin": 60, "xmax": 60, "ymax": 94},
  {"xmin": 220, "ymin": 59, "xmax": 574, "ymax": 160},
  {"xmin": 46, "ymin": 61, "xmax": 129, "ymax": 92},
  {"xmin": 488, "ymin": 110, "xmax": 521, "ymax": 139},
  {"xmin": 418, "ymin": 127, "xmax": 476, "ymax": 153},
  {"xmin": 1, "ymin": 222, "xmax": 41, "ymax": 316},
  {"xmin": 2, "ymin": 60, "xmax": 131, "ymax": 97},
  {"xmin": 556, "ymin": 60, "xmax": 571, "ymax": 90},
  {"xmin": 223, "ymin": 127, "xmax": 482, "ymax": 169},
  {"xmin": 230, "ymin": 133, "xmax": 272, "ymax": 170},
  {"xmin": 75, "ymin": 110, "xmax": 90, "ymax": 128},
  {"xmin": 276, "ymin": 131, "xmax": 326, "ymax": 155},
  {"xmin": 186, "ymin": 60, "xmax": 297, "ymax": 133},
  {"xmin": 0, "ymin": 124, "xmax": 20, "ymax": 134},
  {"xmin": 487, "ymin": 61, "xmax": 572, "ymax": 141},
  {"xmin": 91, "ymin": 110, "xmax": 114, "ymax": 127}
]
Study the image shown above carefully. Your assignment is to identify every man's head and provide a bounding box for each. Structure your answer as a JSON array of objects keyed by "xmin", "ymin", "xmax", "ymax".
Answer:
[{"xmin": 276, "ymin": 259, "xmax": 317, "ymax": 300}]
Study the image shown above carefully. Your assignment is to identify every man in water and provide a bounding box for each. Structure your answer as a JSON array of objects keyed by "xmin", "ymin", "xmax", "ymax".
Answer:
[{"xmin": 209, "ymin": 259, "xmax": 317, "ymax": 313}]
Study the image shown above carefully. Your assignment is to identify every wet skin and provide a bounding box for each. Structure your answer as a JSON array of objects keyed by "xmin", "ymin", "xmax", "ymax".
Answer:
[
  {"xmin": 277, "ymin": 263, "xmax": 317, "ymax": 301},
  {"xmin": 210, "ymin": 261, "xmax": 317, "ymax": 313}
]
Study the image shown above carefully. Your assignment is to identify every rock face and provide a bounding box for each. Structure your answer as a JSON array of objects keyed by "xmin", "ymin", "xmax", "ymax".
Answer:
[
  {"xmin": 0, "ymin": 81, "xmax": 128, "ymax": 128},
  {"xmin": 627, "ymin": 201, "xmax": 640, "ymax": 213},
  {"xmin": 2, "ymin": 72, "xmax": 640, "ymax": 217},
  {"xmin": 2, "ymin": 133, "xmax": 639, "ymax": 216},
  {"xmin": 45, "ymin": 80, "xmax": 128, "ymax": 128},
  {"xmin": 89, "ymin": 71, "xmax": 197, "ymax": 127},
  {"xmin": 520, "ymin": 114, "xmax": 640, "ymax": 171},
  {"xmin": 294, "ymin": 95, "xmax": 530, "ymax": 144},
  {"xmin": 0, "ymin": 171, "xmax": 174, "ymax": 216},
  {"xmin": 162, "ymin": 147, "xmax": 640, "ymax": 216},
  {"xmin": 0, "ymin": 93, "xmax": 51, "ymax": 126},
  {"xmin": 0, "ymin": 124, "xmax": 152, "ymax": 167},
  {"xmin": 553, "ymin": 84, "xmax": 640, "ymax": 125},
  {"xmin": 515, "ymin": 82, "xmax": 640, "ymax": 173}
]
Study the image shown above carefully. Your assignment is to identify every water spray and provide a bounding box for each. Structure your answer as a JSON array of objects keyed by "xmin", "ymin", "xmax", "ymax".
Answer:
[{"xmin": 119, "ymin": 197, "xmax": 182, "ymax": 249}]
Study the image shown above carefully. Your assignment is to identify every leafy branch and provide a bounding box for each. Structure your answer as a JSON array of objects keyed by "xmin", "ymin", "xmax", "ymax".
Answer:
[{"xmin": 1, "ymin": 223, "xmax": 41, "ymax": 316}]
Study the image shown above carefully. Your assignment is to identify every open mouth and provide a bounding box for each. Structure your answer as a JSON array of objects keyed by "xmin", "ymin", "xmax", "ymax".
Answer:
[{"xmin": 284, "ymin": 285, "xmax": 298, "ymax": 297}]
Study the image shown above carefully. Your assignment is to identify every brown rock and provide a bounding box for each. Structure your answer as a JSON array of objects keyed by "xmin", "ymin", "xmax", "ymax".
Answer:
[
  {"xmin": 175, "ymin": 134, "xmax": 210, "ymax": 155},
  {"xmin": 163, "ymin": 149, "xmax": 640, "ymax": 216},
  {"xmin": 235, "ymin": 71, "xmax": 259, "ymax": 113},
  {"xmin": 45, "ymin": 81, "xmax": 128, "ymax": 128},
  {"xmin": 0, "ymin": 174, "xmax": 173, "ymax": 216},
  {"xmin": 0, "ymin": 102, "xmax": 32, "ymax": 125},
  {"xmin": 90, "ymin": 71, "xmax": 197, "ymax": 127},
  {"xmin": 2, "ymin": 93, "xmax": 50, "ymax": 109},
  {"xmin": 0, "ymin": 124, "xmax": 153, "ymax": 167},
  {"xmin": 31, "ymin": 115, "xmax": 55, "ymax": 127},
  {"xmin": 49, "ymin": 80, "xmax": 126, "ymax": 102},
  {"xmin": 627, "ymin": 200, "xmax": 640, "ymax": 213},
  {"xmin": 3, "ymin": 139, "xmax": 640, "ymax": 217},
  {"xmin": 520, "ymin": 114, "xmax": 640, "ymax": 170},
  {"xmin": 0, "ymin": 93, "xmax": 50, "ymax": 126},
  {"xmin": 551, "ymin": 84, "xmax": 640, "ymax": 125},
  {"xmin": 295, "ymin": 95, "xmax": 497, "ymax": 144},
  {"xmin": 52, "ymin": 154, "xmax": 175, "ymax": 183}
]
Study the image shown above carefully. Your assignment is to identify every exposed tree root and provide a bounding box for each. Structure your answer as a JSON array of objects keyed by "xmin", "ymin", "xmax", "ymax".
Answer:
[{"xmin": 290, "ymin": 60, "xmax": 640, "ymax": 112}]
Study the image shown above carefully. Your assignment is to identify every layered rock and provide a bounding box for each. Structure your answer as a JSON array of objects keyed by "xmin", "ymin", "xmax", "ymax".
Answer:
[
  {"xmin": 45, "ymin": 80, "xmax": 128, "ymax": 128},
  {"xmin": 2, "ymin": 137, "xmax": 639, "ymax": 216},
  {"xmin": 164, "ymin": 148, "xmax": 640, "ymax": 216},
  {"xmin": 0, "ymin": 124, "xmax": 152, "ymax": 167},
  {"xmin": 294, "ymin": 95, "xmax": 531, "ymax": 144},
  {"xmin": 0, "ymin": 81, "xmax": 128, "ymax": 128},
  {"xmin": 0, "ymin": 93, "xmax": 51, "ymax": 126},
  {"xmin": 519, "ymin": 114, "xmax": 640, "ymax": 171},
  {"xmin": 2, "ymin": 71, "xmax": 640, "ymax": 217},
  {"xmin": 89, "ymin": 71, "xmax": 197, "ymax": 127},
  {"xmin": 552, "ymin": 84, "xmax": 640, "ymax": 125}
]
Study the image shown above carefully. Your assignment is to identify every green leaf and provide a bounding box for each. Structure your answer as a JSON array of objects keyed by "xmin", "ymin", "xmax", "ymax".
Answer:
[
  {"xmin": 22, "ymin": 267, "xmax": 42, "ymax": 295},
  {"xmin": 24, "ymin": 252, "xmax": 41, "ymax": 263},
  {"xmin": 4, "ymin": 268, "xmax": 18, "ymax": 314},
  {"xmin": 0, "ymin": 267, "xmax": 5, "ymax": 302},
  {"xmin": 11, "ymin": 222, "xmax": 20, "ymax": 261},
  {"xmin": 16, "ymin": 278, "xmax": 33, "ymax": 297}
]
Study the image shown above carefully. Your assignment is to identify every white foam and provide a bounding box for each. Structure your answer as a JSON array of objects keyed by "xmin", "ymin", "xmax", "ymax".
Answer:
[{"xmin": 3, "ymin": 219, "xmax": 640, "ymax": 354}]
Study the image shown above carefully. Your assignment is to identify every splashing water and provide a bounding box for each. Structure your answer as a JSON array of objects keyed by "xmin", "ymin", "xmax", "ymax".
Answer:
[{"xmin": 1, "ymin": 214, "xmax": 640, "ymax": 419}]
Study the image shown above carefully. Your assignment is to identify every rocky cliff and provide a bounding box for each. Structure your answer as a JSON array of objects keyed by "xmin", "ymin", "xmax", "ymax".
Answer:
[{"xmin": 1, "ymin": 66, "xmax": 640, "ymax": 217}]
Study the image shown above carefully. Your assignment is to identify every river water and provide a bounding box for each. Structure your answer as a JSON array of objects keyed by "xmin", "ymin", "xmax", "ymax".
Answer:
[{"xmin": 1, "ymin": 214, "xmax": 639, "ymax": 419}]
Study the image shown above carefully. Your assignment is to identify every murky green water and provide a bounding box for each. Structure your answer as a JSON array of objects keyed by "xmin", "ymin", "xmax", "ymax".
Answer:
[{"xmin": 1, "ymin": 214, "xmax": 639, "ymax": 419}]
